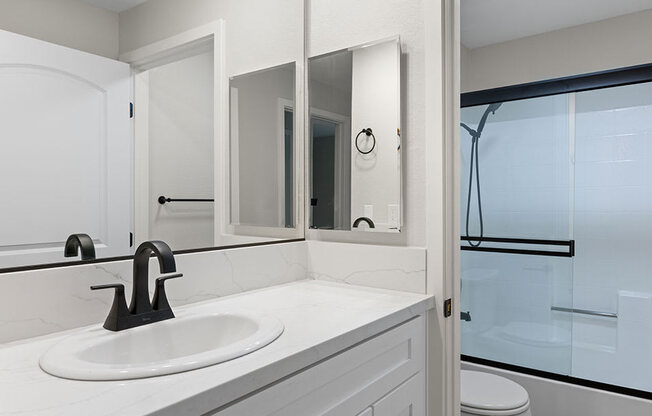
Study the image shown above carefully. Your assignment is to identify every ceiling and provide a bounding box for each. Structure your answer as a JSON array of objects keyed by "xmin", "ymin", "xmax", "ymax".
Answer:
[
  {"xmin": 81, "ymin": 0, "xmax": 147, "ymax": 13},
  {"xmin": 462, "ymin": 0, "xmax": 652, "ymax": 49}
]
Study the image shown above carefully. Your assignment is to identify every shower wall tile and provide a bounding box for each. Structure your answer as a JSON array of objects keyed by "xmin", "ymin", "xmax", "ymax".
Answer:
[
  {"xmin": 574, "ymin": 86, "xmax": 652, "ymax": 316},
  {"xmin": 0, "ymin": 241, "xmax": 308, "ymax": 344}
]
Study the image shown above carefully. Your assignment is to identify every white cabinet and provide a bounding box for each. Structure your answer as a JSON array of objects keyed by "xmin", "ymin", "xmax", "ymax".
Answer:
[
  {"xmin": 213, "ymin": 315, "xmax": 426, "ymax": 416},
  {"xmin": 373, "ymin": 373, "xmax": 425, "ymax": 416}
]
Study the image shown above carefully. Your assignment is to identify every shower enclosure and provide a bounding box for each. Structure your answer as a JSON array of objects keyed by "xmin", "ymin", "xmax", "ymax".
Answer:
[{"xmin": 460, "ymin": 70, "xmax": 652, "ymax": 397}]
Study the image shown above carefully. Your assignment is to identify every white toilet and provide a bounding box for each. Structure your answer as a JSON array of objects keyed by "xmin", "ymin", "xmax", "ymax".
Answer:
[{"xmin": 461, "ymin": 370, "xmax": 532, "ymax": 416}]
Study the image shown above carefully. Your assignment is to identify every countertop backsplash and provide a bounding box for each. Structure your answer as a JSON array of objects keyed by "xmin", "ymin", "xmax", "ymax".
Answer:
[
  {"xmin": 0, "ymin": 241, "xmax": 308, "ymax": 344},
  {"xmin": 0, "ymin": 240, "xmax": 427, "ymax": 344}
]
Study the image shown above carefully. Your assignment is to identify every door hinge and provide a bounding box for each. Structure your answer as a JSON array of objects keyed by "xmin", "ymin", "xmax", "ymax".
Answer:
[
  {"xmin": 129, "ymin": 102, "xmax": 134, "ymax": 118},
  {"xmin": 444, "ymin": 298, "xmax": 452, "ymax": 318}
]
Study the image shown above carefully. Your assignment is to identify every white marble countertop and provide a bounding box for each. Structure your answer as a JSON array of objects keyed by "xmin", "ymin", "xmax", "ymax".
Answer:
[{"xmin": 0, "ymin": 280, "xmax": 434, "ymax": 416}]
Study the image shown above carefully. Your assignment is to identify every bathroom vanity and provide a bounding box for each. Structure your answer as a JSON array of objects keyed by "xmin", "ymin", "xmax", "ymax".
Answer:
[{"xmin": 0, "ymin": 281, "xmax": 433, "ymax": 415}]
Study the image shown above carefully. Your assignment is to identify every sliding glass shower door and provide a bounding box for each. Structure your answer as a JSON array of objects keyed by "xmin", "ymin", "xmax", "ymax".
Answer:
[
  {"xmin": 572, "ymin": 81, "xmax": 652, "ymax": 392},
  {"xmin": 460, "ymin": 93, "xmax": 574, "ymax": 375},
  {"xmin": 461, "ymin": 79, "xmax": 652, "ymax": 395}
]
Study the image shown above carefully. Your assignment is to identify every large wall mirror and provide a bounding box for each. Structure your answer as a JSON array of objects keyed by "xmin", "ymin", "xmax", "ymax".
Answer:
[
  {"xmin": 308, "ymin": 37, "xmax": 402, "ymax": 233},
  {"xmin": 0, "ymin": 0, "xmax": 303, "ymax": 271}
]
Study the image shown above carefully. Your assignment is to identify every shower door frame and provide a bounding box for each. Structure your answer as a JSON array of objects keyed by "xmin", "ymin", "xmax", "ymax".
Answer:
[{"xmin": 460, "ymin": 61, "xmax": 652, "ymax": 401}]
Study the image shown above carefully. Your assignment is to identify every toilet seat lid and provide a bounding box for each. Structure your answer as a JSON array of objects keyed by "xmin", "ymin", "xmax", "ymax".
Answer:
[{"xmin": 461, "ymin": 370, "xmax": 529, "ymax": 412}]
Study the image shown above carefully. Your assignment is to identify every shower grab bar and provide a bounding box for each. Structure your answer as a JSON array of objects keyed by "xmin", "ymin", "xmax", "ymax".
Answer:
[
  {"xmin": 158, "ymin": 196, "xmax": 214, "ymax": 205},
  {"xmin": 461, "ymin": 236, "xmax": 575, "ymax": 258},
  {"xmin": 551, "ymin": 306, "xmax": 617, "ymax": 319}
]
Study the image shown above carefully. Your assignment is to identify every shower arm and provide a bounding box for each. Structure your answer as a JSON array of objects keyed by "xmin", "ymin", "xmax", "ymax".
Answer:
[{"xmin": 460, "ymin": 122, "xmax": 478, "ymax": 138}]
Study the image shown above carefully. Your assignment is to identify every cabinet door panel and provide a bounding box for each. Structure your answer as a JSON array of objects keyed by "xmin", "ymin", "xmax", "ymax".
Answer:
[{"xmin": 373, "ymin": 372, "xmax": 425, "ymax": 416}]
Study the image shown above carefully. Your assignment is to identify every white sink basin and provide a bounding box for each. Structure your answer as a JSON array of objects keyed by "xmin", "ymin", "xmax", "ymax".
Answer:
[{"xmin": 39, "ymin": 311, "xmax": 284, "ymax": 381}]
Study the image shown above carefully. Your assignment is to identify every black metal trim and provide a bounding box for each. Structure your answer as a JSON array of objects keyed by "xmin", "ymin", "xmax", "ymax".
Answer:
[
  {"xmin": 461, "ymin": 62, "xmax": 652, "ymax": 108},
  {"xmin": 0, "ymin": 238, "xmax": 305, "ymax": 275},
  {"xmin": 462, "ymin": 355, "xmax": 652, "ymax": 401},
  {"xmin": 461, "ymin": 236, "xmax": 574, "ymax": 257}
]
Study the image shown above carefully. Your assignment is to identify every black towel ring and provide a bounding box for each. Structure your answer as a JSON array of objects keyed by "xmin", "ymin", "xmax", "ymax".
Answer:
[{"xmin": 355, "ymin": 128, "xmax": 376, "ymax": 154}]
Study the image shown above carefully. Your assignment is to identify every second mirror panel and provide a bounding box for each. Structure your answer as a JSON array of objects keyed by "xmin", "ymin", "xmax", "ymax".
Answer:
[
  {"xmin": 230, "ymin": 63, "xmax": 296, "ymax": 229},
  {"xmin": 309, "ymin": 38, "xmax": 401, "ymax": 233}
]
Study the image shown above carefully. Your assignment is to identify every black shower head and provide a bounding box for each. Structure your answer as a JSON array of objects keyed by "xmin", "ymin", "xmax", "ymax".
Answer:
[
  {"xmin": 474, "ymin": 102, "xmax": 503, "ymax": 137},
  {"xmin": 487, "ymin": 102, "xmax": 502, "ymax": 114}
]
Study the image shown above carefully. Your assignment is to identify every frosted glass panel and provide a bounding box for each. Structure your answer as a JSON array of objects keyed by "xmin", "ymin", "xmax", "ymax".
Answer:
[
  {"xmin": 460, "ymin": 95, "xmax": 573, "ymax": 374},
  {"xmin": 461, "ymin": 95, "xmax": 571, "ymax": 241},
  {"xmin": 573, "ymin": 81, "xmax": 652, "ymax": 392},
  {"xmin": 461, "ymin": 251, "xmax": 573, "ymax": 374}
]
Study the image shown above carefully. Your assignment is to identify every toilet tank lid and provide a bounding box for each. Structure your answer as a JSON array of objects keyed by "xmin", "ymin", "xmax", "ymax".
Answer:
[{"xmin": 461, "ymin": 370, "xmax": 529, "ymax": 411}]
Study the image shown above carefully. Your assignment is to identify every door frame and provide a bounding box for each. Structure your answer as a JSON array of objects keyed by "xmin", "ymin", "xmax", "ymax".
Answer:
[
  {"xmin": 120, "ymin": 21, "xmax": 225, "ymax": 247},
  {"xmin": 309, "ymin": 108, "xmax": 351, "ymax": 230},
  {"xmin": 277, "ymin": 98, "xmax": 296, "ymax": 227}
]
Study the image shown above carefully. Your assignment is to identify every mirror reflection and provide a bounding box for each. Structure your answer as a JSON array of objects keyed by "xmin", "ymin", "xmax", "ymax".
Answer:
[
  {"xmin": 0, "ymin": 0, "xmax": 302, "ymax": 271},
  {"xmin": 229, "ymin": 63, "xmax": 296, "ymax": 229},
  {"xmin": 142, "ymin": 50, "xmax": 215, "ymax": 251},
  {"xmin": 308, "ymin": 38, "xmax": 401, "ymax": 232}
]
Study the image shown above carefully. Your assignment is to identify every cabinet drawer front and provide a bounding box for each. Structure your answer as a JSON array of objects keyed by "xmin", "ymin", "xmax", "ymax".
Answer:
[{"xmin": 214, "ymin": 315, "xmax": 425, "ymax": 416}]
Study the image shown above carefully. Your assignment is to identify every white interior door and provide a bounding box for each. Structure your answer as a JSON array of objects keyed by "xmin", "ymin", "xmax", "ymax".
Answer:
[{"xmin": 0, "ymin": 29, "xmax": 132, "ymax": 268}]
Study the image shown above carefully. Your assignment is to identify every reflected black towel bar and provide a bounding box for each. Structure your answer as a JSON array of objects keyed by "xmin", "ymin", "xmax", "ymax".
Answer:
[
  {"xmin": 461, "ymin": 236, "xmax": 575, "ymax": 257},
  {"xmin": 158, "ymin": 196, "xmax": 215, "ymax": 205}
]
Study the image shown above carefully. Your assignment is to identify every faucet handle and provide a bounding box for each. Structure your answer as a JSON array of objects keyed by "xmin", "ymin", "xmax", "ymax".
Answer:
[
  {"xmin": 152, "ymin": 273, "xmax": 182, "ymax": 312},
  {"xmin": 91, "ymin": 283, "xmax": 124, "ymax": 292},
  {"xmin": 90, "ymin": 284, "xmax": 129, "ymax": 331}
]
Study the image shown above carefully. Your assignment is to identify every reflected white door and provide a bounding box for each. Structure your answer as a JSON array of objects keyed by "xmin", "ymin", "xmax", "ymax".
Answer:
[{"xmin": 0, "ymin": 29, "xmax": 132, "ymax": 268}]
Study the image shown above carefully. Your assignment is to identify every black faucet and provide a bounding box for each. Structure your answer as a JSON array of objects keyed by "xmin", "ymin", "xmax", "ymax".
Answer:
[
  {"xmin": 352, "ymin": 216, "xmax": 375, "ymax": 229},
  {"xmin": 90, "ymin": 241, "xmax": 182, "ymax": 331},
  {"xmin": 64, "ymin": 233, "xmax": 96, "ymax": 260}
]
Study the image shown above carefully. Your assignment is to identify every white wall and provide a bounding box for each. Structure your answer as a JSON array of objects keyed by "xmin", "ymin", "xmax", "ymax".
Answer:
[
  {"xmin": 350, "ymin": 41, "xmax": 401, "ymax": 230},
  {"xmin": 147, "ymin": 51, "xmax": 215, "ymax": 251},
  {"xmin": 461, "ymin": 9, "xmax": 652, "ymax": 92},
  {"xmin": 0, "ymin": 0, "xmax": 119, "ymax": 59}
]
